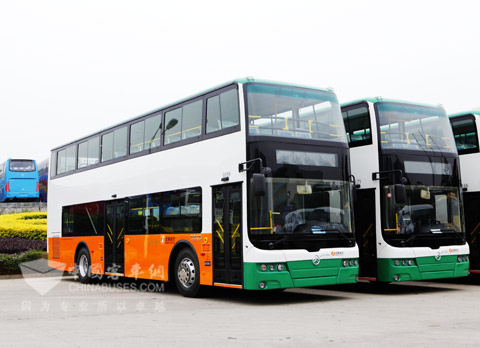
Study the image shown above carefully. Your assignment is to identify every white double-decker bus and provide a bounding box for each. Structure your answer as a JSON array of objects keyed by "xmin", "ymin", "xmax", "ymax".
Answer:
[
  {"xmin": 47, "ymin": 78, "xmax": 359, "ymax": 297},
  {"xmin": 341, "ymin": 98, "xmax": 469, "ymax": 283},
  {"xmin": 449, "ymin": 110, "xmax": 480, "ymax": 273}
]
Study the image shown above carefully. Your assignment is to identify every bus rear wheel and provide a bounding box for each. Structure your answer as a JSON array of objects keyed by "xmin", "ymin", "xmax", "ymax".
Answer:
[
  {"xmin": 174, "ymin": 249, "xmax": 201, "ymax": 297},
  {"xmin": 76, "ymin": 248, "xmax": 91, "ymax": 284}
]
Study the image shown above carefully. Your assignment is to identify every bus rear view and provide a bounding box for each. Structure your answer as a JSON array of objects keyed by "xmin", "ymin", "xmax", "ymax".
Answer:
[{"xmin": 0, "ymin": 159, "xmax": 40, "ymax": 202}]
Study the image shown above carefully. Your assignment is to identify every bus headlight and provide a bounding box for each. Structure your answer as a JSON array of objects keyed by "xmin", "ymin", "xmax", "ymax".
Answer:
[
  {"xmin": 277, "ymin": 264, "xmax": 284, "ymax": 271},
  {"xmin": 258, "ymin": 282, "xmax": 266, "ymax": 289},
  {"xmin": 260, "ymin": 264, "xmax": 267, "ymax": 272},
  {"xmin": 269, "ymin": 264, "xmax": 275, "ymax": 271},
  {"xmin": 342, "ymin": 260, "xmax": 348, "ymax": 267},
  {"xmin": 408, "ymin": 259, "xmax": 414, "ymax": 266},
  {"xmin": 394, "ymin": 260, "xmax": 400, "ymax": 266}
]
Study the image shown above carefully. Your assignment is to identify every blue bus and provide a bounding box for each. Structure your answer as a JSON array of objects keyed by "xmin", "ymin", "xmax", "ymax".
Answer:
[
  {"xmin": 0, "ymin": 159, "xmax": 40, "ymax": 202},
  {"xmin": 37, "ymin": 159, "xmax": 49, "ymax": 202}
]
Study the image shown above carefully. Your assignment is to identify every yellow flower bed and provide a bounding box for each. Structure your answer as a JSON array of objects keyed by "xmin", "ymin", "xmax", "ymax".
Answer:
[{"xmin": 0, "ymin": 212, "xmax": 47, "ymax": 240}]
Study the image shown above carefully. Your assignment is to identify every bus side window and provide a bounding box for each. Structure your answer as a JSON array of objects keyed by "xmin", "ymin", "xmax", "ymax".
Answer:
[
  {"xmin": 207, "ymin": 88, "xmax": 240, "ymax": 134},
  {"xmin": 450, "ymin": 116, "xmax": 479, "ymax": 155},
  {"xmin": 342, "ymin": 105, "xmax": 372, "ymax": 147}
]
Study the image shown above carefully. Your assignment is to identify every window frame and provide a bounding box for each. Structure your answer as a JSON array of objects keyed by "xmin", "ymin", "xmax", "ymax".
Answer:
[
  {"xmin": 450, "ymin": 114, "xmax": 479, "ymax": 155},
  {"xmin": 342, "ymin": 101, "xmax": 373, "ymax": 148}
]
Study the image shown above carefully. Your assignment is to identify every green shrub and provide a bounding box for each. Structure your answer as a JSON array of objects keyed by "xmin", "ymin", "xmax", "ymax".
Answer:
[{"xmin": 0, "ymin": 250, "xmax": 46, "ymax": 275}]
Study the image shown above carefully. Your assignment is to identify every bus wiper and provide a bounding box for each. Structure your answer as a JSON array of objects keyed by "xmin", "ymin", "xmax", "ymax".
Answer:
[
  {"xmin": 320, "ymin": 229, "xmax": 355, "ymax": 246},
  {"xmin": 267, "ymin": 235, "xmax": 293, "ymax": 250},
  {"xmin": 401, "ymin": 234, "xmax": 416, "ymax": 246}
]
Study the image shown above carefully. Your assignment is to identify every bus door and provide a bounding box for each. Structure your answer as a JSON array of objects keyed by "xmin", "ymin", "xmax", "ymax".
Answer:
[
  {"xmin": 464, "ymin": 192, "xmax": 480, "ymax": 271},
  {"xmin": 105, "ymin": 201, "xmax": 126, "ymax": 275},
  {"xmin": 212, "ymin": 183, "xmax": 243, "ymax": 285},
  {"xmin": 354, "ymin": 188, "xmax": 377, "ymax": 278}
]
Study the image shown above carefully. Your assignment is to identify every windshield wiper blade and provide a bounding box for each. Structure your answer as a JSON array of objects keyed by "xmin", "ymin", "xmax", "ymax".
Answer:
[
  {"xmin": 401, "ymin": 234, "xmax": 416, "ymax": 246},
  {"xmin": 320, "ymin": 229, "xmax": 355, "ymax": 246}
]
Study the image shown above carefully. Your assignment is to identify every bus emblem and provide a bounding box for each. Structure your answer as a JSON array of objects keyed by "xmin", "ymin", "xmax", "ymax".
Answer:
[
  {"xmin": 312, "ymin": 256, "xmax": 320, "ymax": 266},
  {"xmin": 435, "ymin": 252, "xmax": 442, "ymax": 261}
]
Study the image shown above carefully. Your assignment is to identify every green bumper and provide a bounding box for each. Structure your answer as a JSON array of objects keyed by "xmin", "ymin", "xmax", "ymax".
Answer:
[
  {"xmin": 243, "ymin": 259, "xmax": 358, "ymax": 290},
  {"xmin": 377, "ymin": 255, "xmax": 469, "ymax": 282}
]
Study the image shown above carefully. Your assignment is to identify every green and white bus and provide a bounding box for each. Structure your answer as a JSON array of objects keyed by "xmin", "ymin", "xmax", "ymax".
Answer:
[{"xmin": 341, "ymin": 98, "xmax": 469, "ymax": 283}]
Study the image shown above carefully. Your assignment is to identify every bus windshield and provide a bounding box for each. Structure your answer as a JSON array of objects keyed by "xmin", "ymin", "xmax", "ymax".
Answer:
[
  {"xmin": 382, "ymin": 185, "xmax": 463, "ymax": 246},
  {"xmin": 246, "ymin": 84, "xmax": 347, "ymax": 142},
  {"xmin": 249, "ymin": 177, "xmax": 353, "ymax": 249},
  {"xmin": 377, "ymin": 103, "xmax": 456, "ymax": 153},
  {"xmin": 9, "ymin": 160, "xmax": 36, "ymax": 172}
]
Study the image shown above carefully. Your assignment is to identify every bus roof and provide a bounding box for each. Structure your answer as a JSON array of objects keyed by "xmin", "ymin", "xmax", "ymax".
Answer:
[
  {"xmin": 449, "ymin": 110, "xmax": 480, "ymax": 118},
  {"xmin": 52, "ymin": 78, "xmax": 334, "ymax": 151},
  {"xmin": 341, "ymin": 97, "xmax": 444, "ymax": 110}
]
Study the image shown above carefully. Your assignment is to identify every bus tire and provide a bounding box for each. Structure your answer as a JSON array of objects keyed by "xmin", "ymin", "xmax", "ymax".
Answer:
[
  {"xmin": 174, "ymin": 248, "xmax": 201, "ymax": 297},
  {"xmin": 76, "ymin": 247, "xmax": 91, "ymax": 284}
]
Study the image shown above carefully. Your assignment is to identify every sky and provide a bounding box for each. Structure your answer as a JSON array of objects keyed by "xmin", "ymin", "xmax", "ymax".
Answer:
[{"xmin": 1, "ymin": 0, "xmax": 479, "ymax": 164}]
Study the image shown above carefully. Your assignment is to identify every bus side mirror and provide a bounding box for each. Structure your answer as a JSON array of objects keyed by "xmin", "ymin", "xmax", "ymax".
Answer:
[
  {"xmin": 395, "ymin": 184, "xmax": 406, "ymax": 204},
  {"xmin": 253, "ymin": 173, "xmax": 266, "ymax": 197}
]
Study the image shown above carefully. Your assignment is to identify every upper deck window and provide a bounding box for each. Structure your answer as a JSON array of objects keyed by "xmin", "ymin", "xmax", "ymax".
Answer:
[
  {"xmin": 57, "ymin": 145, "xmax": 76, "ymax": 175},
  {"xmin": 9, "ymin": 160, "xmax": 36, "ymax": 172},
  {"xmin": 377, "ymin": 102, "xmax": 456, "ymax": 153},
  {"xmin": 102, "ymin": 126, "xmax": 127, "ymax": 162},
  {"xmin": 78, "ymin": 137, "xmax": 100, "ymax": 169},
  {"xmin": 246, "ymin": 84, "xmax": 346, "ymax": 143},
  {"xmin": 206, "ymin": 89, "xmax": 239, "ymax": 133},
  {"xmin": 342, "ymin": 104, "xmax": 372, "ymax": 147},
  {"xmin": 450, "ymin": 115, "xmax": 479, "ymax": 155},
  {"xmin": 164, "ymin": 100, "xmax": 203, "ymax": 145}
]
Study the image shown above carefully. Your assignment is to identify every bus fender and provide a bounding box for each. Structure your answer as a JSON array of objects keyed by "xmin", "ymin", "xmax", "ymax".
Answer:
[{"xmin": 168, "ymin": 240, "xmax": 197, "ymax": 283}]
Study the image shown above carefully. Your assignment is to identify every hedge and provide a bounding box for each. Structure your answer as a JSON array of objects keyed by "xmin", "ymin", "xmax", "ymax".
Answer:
[
  {"xmin": 0, "ymin": 250, "xmax": 46, "ymax": 275},
  {"xmin": 0, "ymin": 212, "xmax": 47, "ymax": 240},
  {"xmin": 0, "ymin": 238, "xmax": 47, "ymax": 254}
]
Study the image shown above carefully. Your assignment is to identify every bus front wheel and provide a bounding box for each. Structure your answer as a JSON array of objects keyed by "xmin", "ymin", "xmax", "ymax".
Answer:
[
  {"xmin": 174, "ymin": 249, "xmax": 201, "ymax": 297},
  {"xmin": 76, "ymin": 248, "xmax": 91, "ymax": 284}
]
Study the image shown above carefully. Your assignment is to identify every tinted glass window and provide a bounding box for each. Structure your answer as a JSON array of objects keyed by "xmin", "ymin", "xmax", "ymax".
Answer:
[
  {"xmin": 62, "ymin": 202, "xmax": 105, "ymax": 236},
  {"xmin": 159, "ymin": 187, "xmax": 202, "ymax": 233},
  {"xmin": 342, "ymin": 105, "xmax": 372, "ymax": 147},
  {"xmin": 450, "ymin": 115, "xmax": 479, "ymax": 155}
]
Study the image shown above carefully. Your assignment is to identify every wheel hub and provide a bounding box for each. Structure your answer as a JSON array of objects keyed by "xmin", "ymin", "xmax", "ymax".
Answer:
[{"xmin": 177, "ymin": 258, "xmax": 195, "ymax": 288}]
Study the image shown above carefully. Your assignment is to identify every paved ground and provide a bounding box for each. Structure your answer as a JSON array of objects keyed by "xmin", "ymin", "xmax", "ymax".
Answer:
[{"xmin": 1, "ymin": 274, "xmax": 480, "ymax": 348}]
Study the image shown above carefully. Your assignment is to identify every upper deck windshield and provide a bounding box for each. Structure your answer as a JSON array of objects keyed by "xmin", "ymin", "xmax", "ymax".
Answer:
[
  {"xmin": 377, "ymin": 102, "xmax": 456, "ymax": 153},
  {"xmin": 246, "ymin": 84, "xmax": 347, "ymax": 143},
  {"xmin": 9, "ymin": 160, "xmax": 36, "ymax": 172}
]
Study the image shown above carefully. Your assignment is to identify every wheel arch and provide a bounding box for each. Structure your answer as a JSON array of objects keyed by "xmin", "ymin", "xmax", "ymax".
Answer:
[
  {"xmin": 74, "ymin": 241, "xmax": 90, "ymax": 265},
  {"xmin": 168, "ymin": 240, "xmax": 197, "ymax": 283}
]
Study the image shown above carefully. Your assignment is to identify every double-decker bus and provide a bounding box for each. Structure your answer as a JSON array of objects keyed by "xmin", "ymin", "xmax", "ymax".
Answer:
[
  {"xmin": 341, "ymin": 98, "xmax": 469, "ymax": 283},
  {"xmin": 47, "ymin": 78, "xmax": 359, "ymax": 297},
  {"xmin": 449, "ymin": 110, "xmax": 480, "ymax": 273},
  {"xmin": 0, "ymin": 158, "xmax": 39, "ymax": 202}
]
